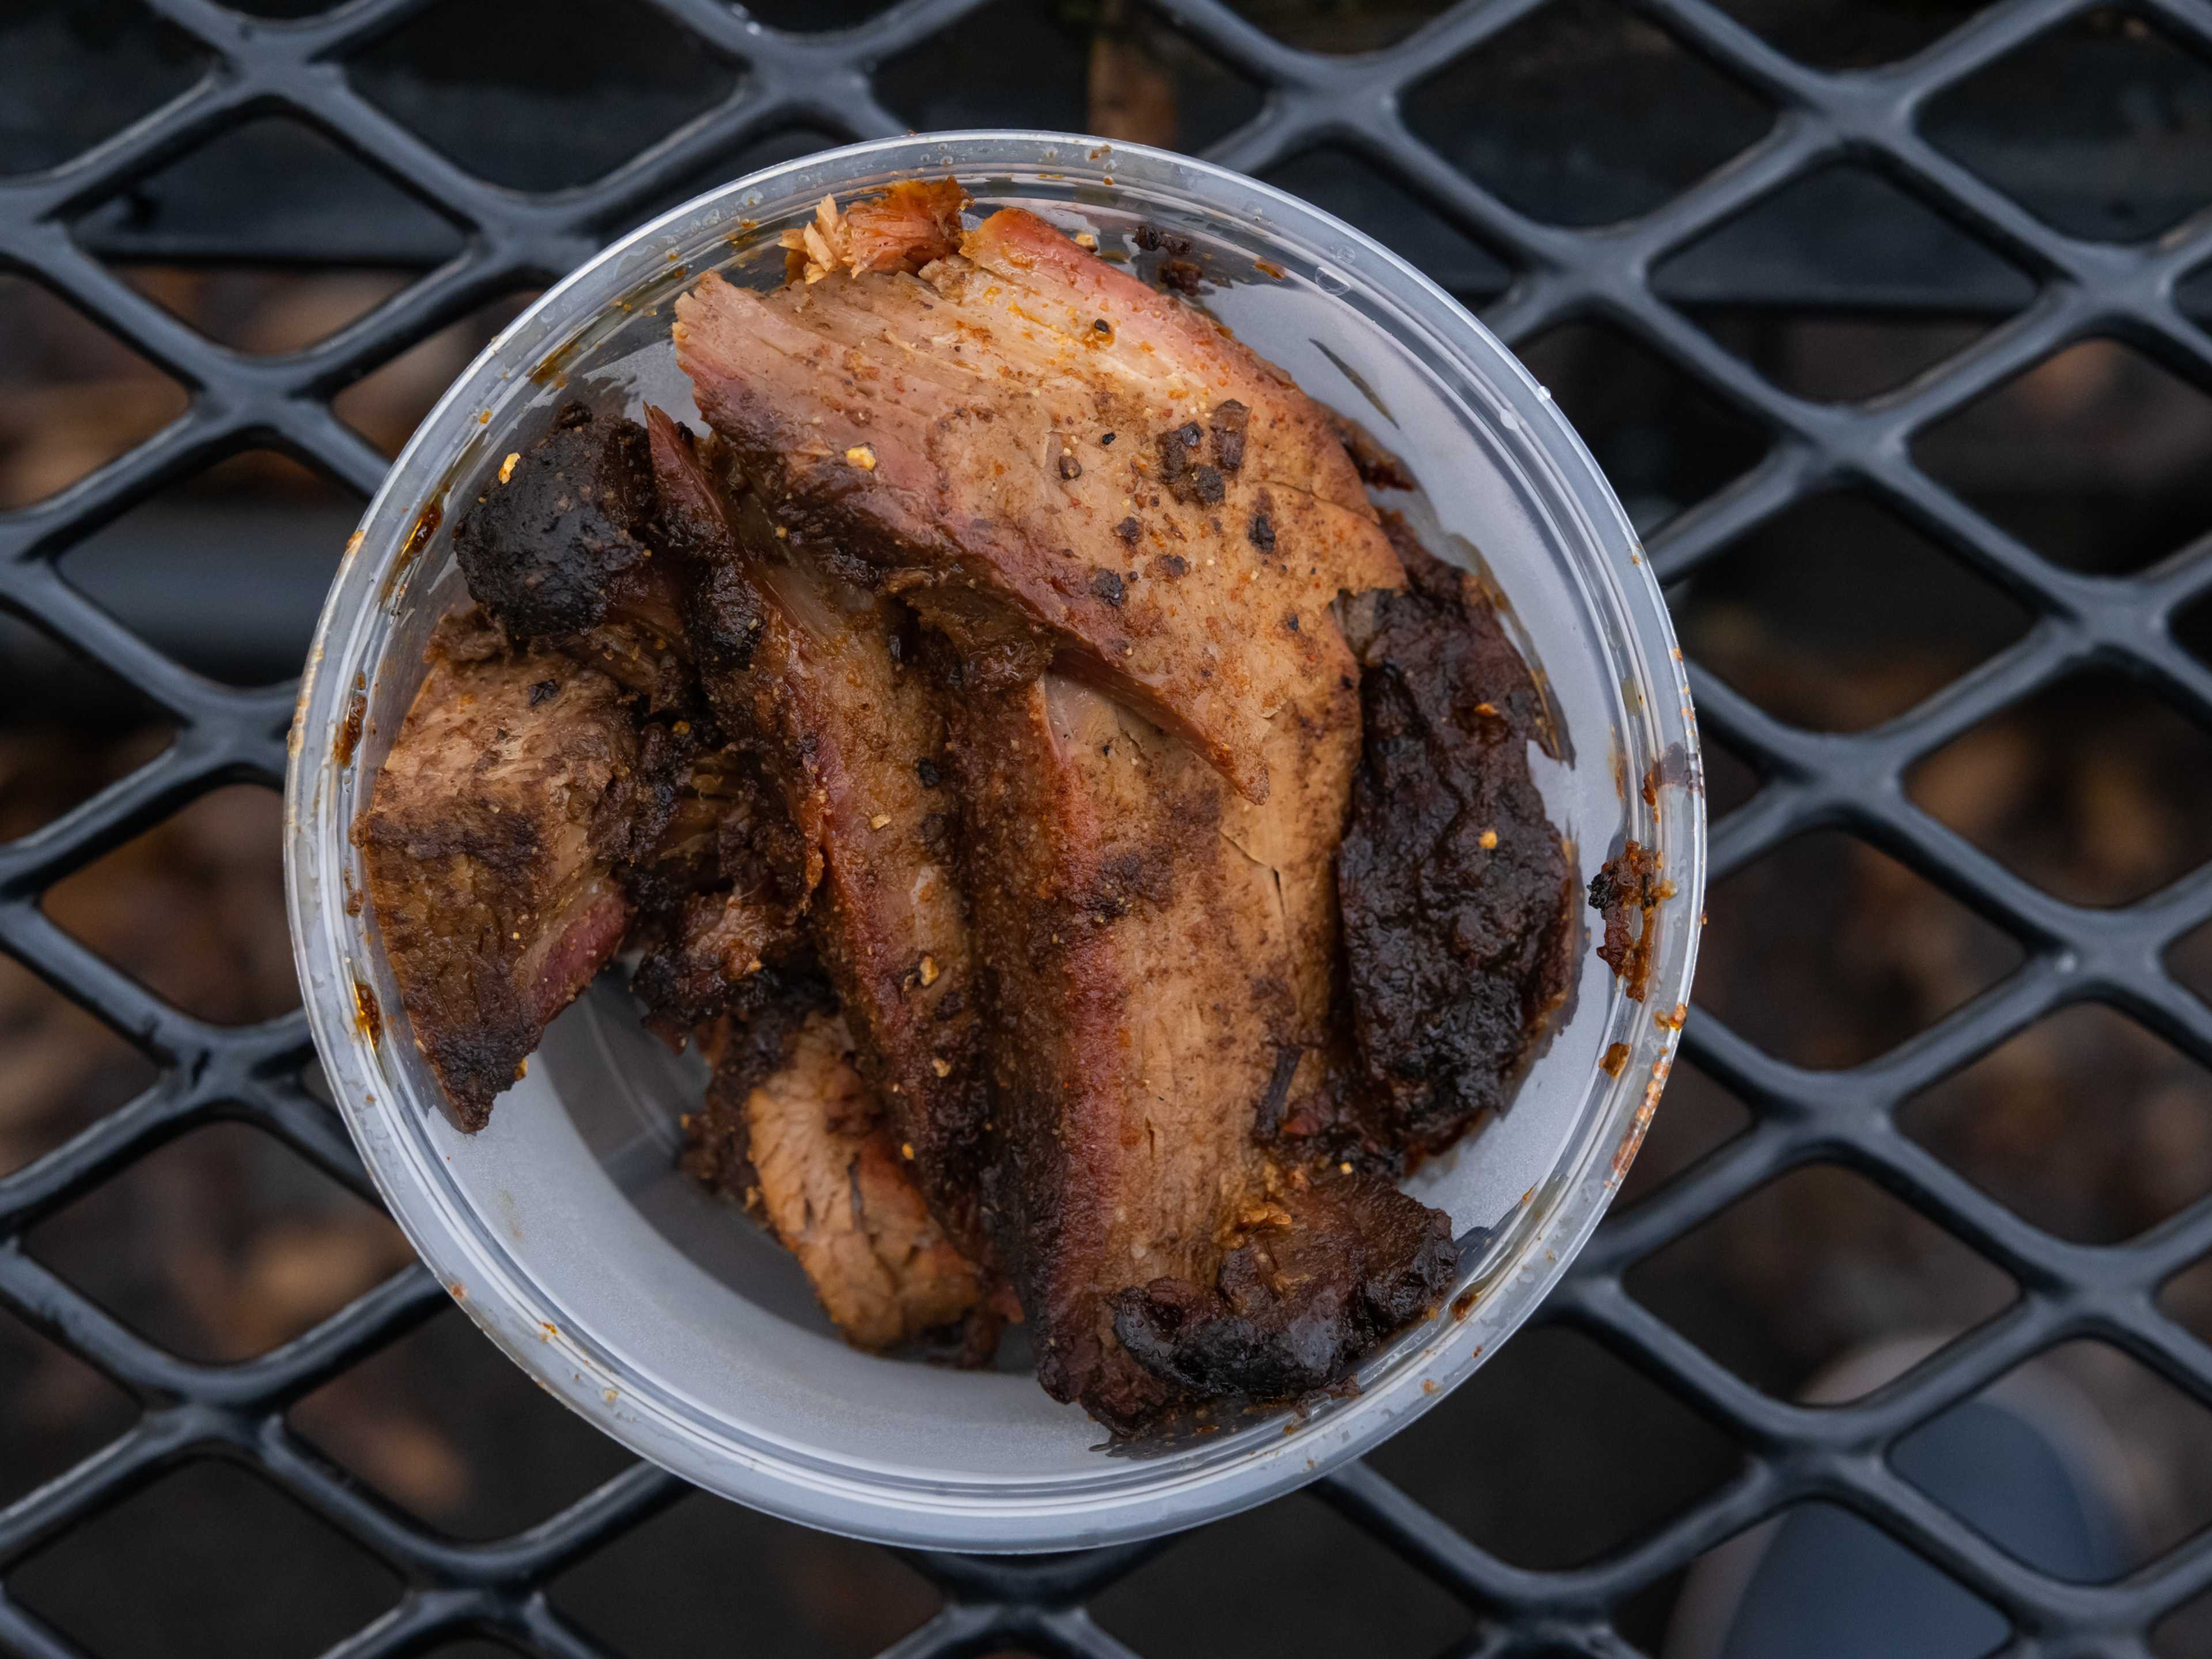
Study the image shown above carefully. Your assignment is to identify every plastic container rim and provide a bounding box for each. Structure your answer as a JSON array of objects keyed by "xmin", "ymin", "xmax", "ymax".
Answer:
[{"xmin": 283, "ymin": 129, "xmax": 1703, "ymax": 1552}]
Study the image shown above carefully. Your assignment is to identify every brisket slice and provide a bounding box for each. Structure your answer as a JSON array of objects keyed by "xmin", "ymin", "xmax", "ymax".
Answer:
[
  {"xmin": 649, "ymin": 409, "xmax": 988, "ymax": 1255},
  {"xmin": 688, "ymin": 1006, "xmax": 983, "ymax": 1351},
  {"xmin": 1335, "ymin": 522, "xmax": 1575, "ymax": 1162},
  {"xmin": 952, "ymin": 660, "xmax": 1455, "ymax": 1429},
  {"xmin": 355, "ymin": 612, "xmax": 662, "ymax": 1130},
  {"xmin": 452, "ymin": 400, "xmax": 693, "ymax": 711},
  {"xmin": 672, "ymin": 200, "xmax": 1405, "ymax": 805}
]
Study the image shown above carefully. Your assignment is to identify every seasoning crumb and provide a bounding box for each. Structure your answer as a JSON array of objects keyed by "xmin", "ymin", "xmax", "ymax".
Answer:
[
  {"xmin": 919, "ymin": 954, "xmax": 940, "ymax": 987},
  {"xmin": 846, "ymin": 444, "xmax": 877, "ymax": 469},
  {"xmin": 869, "ymin": 813, "xmax": 892, "ymax": 829},
  {"xmin": 1100, "ymin": 431, "xmax": 1116, "ymax": 445},
  {"xmin": 1058, "ymin": 452, "xmax": 1083, "ymax": 480},
  {"xmin": 932, "ymin": 1057, "xmax": 952, "ymax": 1077},
  {"xmin": 497, "ymin": 451, "xmax": 521, "ymax": 484},
  {"xmin": 1075, "ymin": 232, "xmax": 1098, "ymax": 250},
  {"xmin": 1600, "ymin": 1041, "xmax": 1631, "ymax": 1077},
  {"xmin": 1479, "ymin": 828, "xmax": 1498, "ymax": 850},
  {"xmin": 901, "ymin": 1143, "xmax": 915, "ymax": 1160}
]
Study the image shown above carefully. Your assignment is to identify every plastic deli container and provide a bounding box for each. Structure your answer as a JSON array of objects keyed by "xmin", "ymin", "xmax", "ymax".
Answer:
[{"xmin": 285, "ymin": 131, "xmax": 1704, "ymax": 1553}]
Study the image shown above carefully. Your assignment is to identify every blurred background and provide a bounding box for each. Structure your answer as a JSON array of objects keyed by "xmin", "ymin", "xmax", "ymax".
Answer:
[{"xmin": 6, "ymin": 1, "xmax": 2212, "ymax": 1655}]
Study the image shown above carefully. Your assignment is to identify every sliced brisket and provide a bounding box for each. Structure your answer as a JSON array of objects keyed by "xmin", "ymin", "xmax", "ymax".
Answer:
[
  {"xmin": 951, "ymin": 660, "xmax": 1449, "ymax": 1428},
  {"xmin": 355, "ymin": 612, "xmax": 660, "ymax": 1129},
  {"xmin": 647, "ymin": 408, "xmax": 989, "ymax": 1254},
  {"xmin": 672, "ymin": 199, "xmax": 1405, "ymax": 805}
]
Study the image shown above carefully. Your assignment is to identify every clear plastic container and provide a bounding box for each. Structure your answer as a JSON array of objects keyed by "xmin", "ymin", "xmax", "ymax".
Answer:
[{"xmin": 285, "ymin": 131, "xmax": 1704, "ymax": 1552}]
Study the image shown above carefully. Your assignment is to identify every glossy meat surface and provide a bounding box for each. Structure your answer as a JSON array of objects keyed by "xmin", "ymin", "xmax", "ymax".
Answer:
[{"xmin": 672, "ymin": 205, "xmax": 1404, "ymax": 804}]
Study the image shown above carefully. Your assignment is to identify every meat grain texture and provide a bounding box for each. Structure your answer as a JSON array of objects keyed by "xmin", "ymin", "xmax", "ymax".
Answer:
[
  {"xmin": 354, "ymin": 613, "xmax": 661, "ymax": 1129},
  {"xmin": 673, "ymin": 193, "xmax": 1402, "ymax": 804},
  {"xmin": 691, "ymin": 1008, "xmax": 983, "ymax": 1349},
  {"xmin": 355, "ymin": 180, "xmax": 1582, "ymax": 1432}
]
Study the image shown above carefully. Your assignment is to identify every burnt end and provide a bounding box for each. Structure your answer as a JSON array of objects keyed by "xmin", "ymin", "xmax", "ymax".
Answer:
[
  {"xmin": 1336, "ymin": 521, "xmax": 1575, "ymax": 1160},
  {"xmin": 1057, "ymin": 452, "xmax": 1084, "ymax": 481},
  {"xmin": 1090, "ymin": 567, "xmax": 1127, "ymax": 607},
  {"xmin": 453, "ymin": 402, "xmax": 658, "ymax": 639},
  {"xmin": 1190, "ymin": 464, "xmax": 1225, "ymax": 506},
  {"xmin": 1110, "ymin": 1173, "xmax": 1457, "ymax": 1405},
  {"xmin": 1132, "ymin": 225, "xmax": 1194, "ymax": 255},
  {"xmin": 1157, "ymin": 553, "xmax": 1190, "ymax": 578},
  {"xmin": 1590, "ymin": 840, "xmax": 1662, "ymax": 1002},
  {"xmin": 1248, "ymin": 511, "xmax": 1275, "ymax": 552},
  {"xmin": 1209, "ymin": 399, "xmax": 1249, "ymax": 472},
  {"xmin": 1115, "ymin": 516, "xmax": 1141, "ymax": 546}
]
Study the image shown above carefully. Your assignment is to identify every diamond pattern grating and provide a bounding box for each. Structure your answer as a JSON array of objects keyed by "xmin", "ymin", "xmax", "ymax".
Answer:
[{"xmin": 5, "ymin": 1, "xmax": 2212, "ymax": 1654}]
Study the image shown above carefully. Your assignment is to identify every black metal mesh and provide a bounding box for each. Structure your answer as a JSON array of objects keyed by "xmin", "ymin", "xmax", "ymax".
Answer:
[{"xmin": 5, "ymin": 1, "xmax": 2212, "ymax": 1654}]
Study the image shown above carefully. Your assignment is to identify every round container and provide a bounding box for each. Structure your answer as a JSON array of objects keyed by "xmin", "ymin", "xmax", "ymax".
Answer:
[{"xmin": 285, "ymin": 131, "xmax": 1703, "ymax": 1552}]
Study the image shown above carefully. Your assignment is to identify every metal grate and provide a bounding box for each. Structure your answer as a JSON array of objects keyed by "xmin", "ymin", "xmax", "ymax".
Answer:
[{"xmin": 5, "ymin": 0, "xmax": 2212, "ymax": 1653}]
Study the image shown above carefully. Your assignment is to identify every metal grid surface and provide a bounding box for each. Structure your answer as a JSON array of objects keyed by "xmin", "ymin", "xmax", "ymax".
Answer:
[{"xmin": 5, "ymin": 1, "xmax": 2212, "ymax": 1654}]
